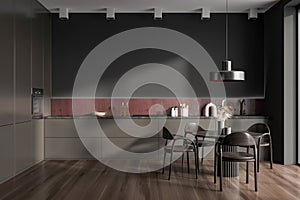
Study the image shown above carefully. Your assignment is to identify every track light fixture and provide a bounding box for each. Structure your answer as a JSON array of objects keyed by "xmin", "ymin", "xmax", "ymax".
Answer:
[
  {"xmin": 59, "ymin": 8, "xmax": 69, "ymax": 20},
  {"xmin": 248, "ymin": 8, "xmax": 258, "ymax": 20},
  {"xmin": 154, "ymin": 8, "xmax": 163, "ymax": 20},
  {"xmin": 106, "ymin": 8, "xmax": 115, "ymax": 20},
  {"xmin": 201, "ymin": 7, "xmax": 210, "ymax": 20}
]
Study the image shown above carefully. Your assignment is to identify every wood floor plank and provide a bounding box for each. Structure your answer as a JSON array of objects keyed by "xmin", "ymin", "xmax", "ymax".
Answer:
[{"xmin": 0, "ymin": 161, "xmax": 299, "ymax": 200}]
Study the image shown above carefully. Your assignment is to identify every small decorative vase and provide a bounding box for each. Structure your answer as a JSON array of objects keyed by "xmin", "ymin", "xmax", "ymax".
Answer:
[{"xmin": 218, "ymin": 120, "xmax": 225, "ymax": 135}]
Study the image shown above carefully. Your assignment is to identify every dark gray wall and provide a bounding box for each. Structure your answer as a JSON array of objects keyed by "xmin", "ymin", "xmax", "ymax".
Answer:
[
  {"xmin": 52, "ymin": 13, "xmax": 264, "ymax": 98},
  {"xmin": 264, "ymin": 0, "xmax": 292, "ymax": 164}
]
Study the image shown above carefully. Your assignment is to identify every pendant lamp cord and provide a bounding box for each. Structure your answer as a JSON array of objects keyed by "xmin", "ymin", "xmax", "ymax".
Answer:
[{"xmin": 225, "ymin": 0, "xmax": 228, "ymax": 60}]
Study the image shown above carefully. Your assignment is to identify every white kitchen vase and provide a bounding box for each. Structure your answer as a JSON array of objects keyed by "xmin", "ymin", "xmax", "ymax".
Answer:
[{"xmin": 218, "ymin": 120, "xmax": 225, "ymax": 135}]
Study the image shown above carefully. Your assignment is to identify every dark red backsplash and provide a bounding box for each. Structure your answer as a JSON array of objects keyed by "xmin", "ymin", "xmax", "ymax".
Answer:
[{"xmin": 51, "ymin": 98, "xmax": 265, "ymax": 116}]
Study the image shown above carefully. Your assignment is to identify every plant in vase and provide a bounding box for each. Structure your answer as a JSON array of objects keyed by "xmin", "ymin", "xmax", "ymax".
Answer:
[{"xmin": 217, "ymin": 100, "xmax": 233, "ymax": 135}]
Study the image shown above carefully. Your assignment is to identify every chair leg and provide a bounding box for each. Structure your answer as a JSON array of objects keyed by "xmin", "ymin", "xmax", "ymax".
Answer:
[
  {"xmin": 181, "ymin": 153, "xmax": 184, "ymax": 173},
  {"xmin": 246, "ymin": 161, "xmax": 249, "ymax": 184},
  {"xmin": 194, "ymin": 150, "xmax": 198, "ymax": 179},
  {"xmin": 219, "ymin": 156, "xmax": 223, "ymax": 191},
  {"xmin": 197, "ymin": 145, "xmax": 200, "ymax": 172},
  {"xmin": 257, "ymin": 143, "xmax": 260, "ymax": 172},
  {"xmin": 269, "ymin": 135, "xmax": 273, "ymax": 169},
  {"xmin": 187, "ymin": 152, "xmax": 190, "ymax": 173},
  {"xmin": 162, "ymin": 151, "xmax": 166, "ymax": 174},
  {"xmin": 214, "ymin": 153, "xmax": 217, "ymax": 184},
  {"xmin": 246, "ymin": 147, "xmax": 249, "ymax": 183},
  {"xmin": 168, "ymin": 151, "xmax": 173, "ymax": 180},
  {"xmin": 201, "ymin": 147, "xmax": 204, "ymax": 164},
  {"xmin": 254, "ymin": 160, "xmax": 258, "ymax": 192}
]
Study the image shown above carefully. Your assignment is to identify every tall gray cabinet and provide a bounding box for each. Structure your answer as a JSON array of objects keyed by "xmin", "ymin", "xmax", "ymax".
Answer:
[
  {"xmin": 0, "ymin": 0, "xmax": 14, "ymax": 127},
  {"xmin": 0, "ymin": 0, "xmax": 51, "ymax": 183},
  {"xmin": 15, "ymin": 0, "xmax": 32, "ymax": 123}
]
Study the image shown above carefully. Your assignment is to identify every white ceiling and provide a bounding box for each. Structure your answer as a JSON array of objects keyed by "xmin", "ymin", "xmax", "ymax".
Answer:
[{"xmin": 38, "ymin": 0, "xmax": 280, "ymax": 13}]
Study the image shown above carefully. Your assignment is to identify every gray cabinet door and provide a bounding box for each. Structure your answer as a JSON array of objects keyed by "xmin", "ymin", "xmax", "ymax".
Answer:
[
  {"xmin": 15, "ymin": 0, "xmax": 32, "ymax": 123},
  {"xmin": 163, "ymin": 118, "xmax": 215, "ymax": 136},
  {"xmin": 31, "ymin": 0, "xmax": 44, "ymax": 89},
  {"xmin": 99, "ymin": 118, "xmax": 159, "ymax": 138},
  {"xmin": 226, "ymin": 118, "xmax": 268, "ymax": 132},
  {"xmin": 0, "ymin": 125, "xmax": 14, "ymax": 183},
  {"xmin": 0, "ymin": 0, "xmax": 14, "ymax": 126},
  {"xmin": 32, "ymin": 119, "xmax": 44, "ymax": 163},
  {"xmin": 45, "ymin": 138, "xmax": 100, "ymax": 160},
  {"xmin": 15, "ymin": 121, "xmax": 33, "ymax": 174},
  {"xmin": 43, "ymin": 14, "xmax": 51, "ymax": 116}
]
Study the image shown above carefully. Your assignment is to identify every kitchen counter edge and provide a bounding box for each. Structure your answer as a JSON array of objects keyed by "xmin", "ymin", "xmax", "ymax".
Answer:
[{"xmin": 44, "ymin": 115, "xmax": 269, "ymax": 119}]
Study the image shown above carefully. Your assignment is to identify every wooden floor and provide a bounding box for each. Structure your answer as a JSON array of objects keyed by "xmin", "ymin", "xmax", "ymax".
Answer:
[{"xmin": 0, "ymin": 160, "xmax": 299, "ymax": 200}]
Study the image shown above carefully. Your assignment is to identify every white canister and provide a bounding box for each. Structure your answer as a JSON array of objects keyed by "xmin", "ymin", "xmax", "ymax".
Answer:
[
  {"xmin": 225, "ymin": 127, "xmax": 231, "ymax": 135},
  {"xmin": 171, "ymin": 107, "xmax": 178, "ymax": 117},
  {"xmin": 175, "ymin": 107, "xmax": 178, "ymax": 117},
  {"xmin": 182, "ymin": 107, "xmax": 189, "ymax": 117}
]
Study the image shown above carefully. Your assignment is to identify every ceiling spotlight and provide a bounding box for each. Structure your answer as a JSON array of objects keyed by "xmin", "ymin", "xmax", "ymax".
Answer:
[
  {"xmin": 106, "ymin": 8, "xmax": 115, "ymax": 20},
  {"xmin": 248, "ymin": 8, "xmax": 258, "ymax": 20},
  {"xmin": 59, "ymin": 8, "xmax": 69, "ymax": 20},
  {"xmin": 201, "ymin": 7, "xmax": 210, "ymax": 20},
  {"xmin": 154, "ymin": 8, "xmax": 163, "ymax": 20}
]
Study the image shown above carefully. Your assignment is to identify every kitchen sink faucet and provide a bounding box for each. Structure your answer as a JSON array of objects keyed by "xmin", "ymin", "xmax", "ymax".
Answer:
[{"xmin": 239, "ymin": 99, "xmax": 246, "ymax": 115}]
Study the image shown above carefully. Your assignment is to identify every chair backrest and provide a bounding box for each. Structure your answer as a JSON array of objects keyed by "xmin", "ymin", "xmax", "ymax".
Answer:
[
  {"xmin": 185, "ymin": 122, "xmax": 205, "ymax": 133},
  {"xmin": 247, "ymin": 123, "xmax": 270, "ymax": 134},
  {"xmin": 222, "ymin": 132, "xmax": 256, "ymax": 147},
  {"xmin": 163, "ymin": 127, "xmax": 174, "ymax": 140}
]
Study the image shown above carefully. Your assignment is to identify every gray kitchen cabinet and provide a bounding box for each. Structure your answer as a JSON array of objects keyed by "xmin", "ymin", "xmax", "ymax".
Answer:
[
  {"xmin": 0, "ymin": 0, "xmax": 50, "ymax": 183},
  {"xmin": 45, "ymin": 118, "xmax": 101, "ymax": 159},
  {"xmin": 100, "ymin": 118, "xmax": 160, "ymax": 160},
  {"xmin": 43, "ymin": 14, "xmax": 51, "ymax": 116},
  {"xmin": 226, "ymin": 118, "xmax": 268, "ymax": 132},
  {"xmin": 163, "ymin": 118, "xmax": 216, "ymax": 136},
  {"xmin": 31, "ymin": 0, "xmax": 44, "ymax": 89},
  {"xmin": 102, "ymin": 137, "xmax": 158, "ymax": 160},
  {"xmin": 15, "ymin": 0, "xmax": 32, "ymax": 123},
  {"xmin": 32, "ymin": 119, "xmax": 44, "ymax": 163},
  {"xmin": 44, "ymin": 118, "xmax": 161, "ymax": 159},
  {"xmin": 0, "ymin": 0, "xmax": 14, "ymax": 126},
  {"xmin": 45, "ymin": 118, "xmax": 101, "ymax": 138},
  {"xmin": 15, "ymin": 121, "xmax": 33, "ymax": 174},
  {"xmin": 0, "ymin": 125, "xmax": 14, "ymax": 183},
  {"xmin": 45, "ymin": 138, "xmax": 100, "ymax": 160},
  {"xmin": 99, "ymin": 118, "xmax": 160, "ymax": 138},
  {"xmin": 44, "ymin": 117, "xmax": 267, "ymax": 160},
  {"xmin": 45, "ymin": 119, "xmax": 79, "ymax": 138}
]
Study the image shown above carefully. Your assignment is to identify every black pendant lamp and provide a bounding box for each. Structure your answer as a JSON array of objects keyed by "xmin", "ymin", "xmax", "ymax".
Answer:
[{"xmin": 210, "ymin": 0, "xmax": 245, "ymax": 82}]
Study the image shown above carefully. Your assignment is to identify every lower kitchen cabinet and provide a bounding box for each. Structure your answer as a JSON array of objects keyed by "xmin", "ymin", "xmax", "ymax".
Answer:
[
  {"xmin": 0, "ymin": 125, "xmax": 14, "ymax": 183},
  {"xmin": 32, "ymin": 119, "xmax": 44, "ymax": 163},
  {"xmin": 15, "ymin": 121, "xmax": 33, "ymax": 174},
  {"xmin": 44, "ymin": 118, "xmax": 161, "ymax": 159},
  {"xmin": 226, "ymin": 118, "xmax": 268, "ymax": 131},
  {"xmin": 45, "ymin": 119, "xmax": 101, "ymax": 159},
  {"xmin": 45, "ymin": 138, "xmax": 100, "ymax": 160},
  {"xmin": 163, "ymin": 118, "xmax": 216, "ymax": 135},
  {"xmin": 101, "ymin": 137, "xmax": 159, "ymax": 160},
  {"xmin": 44, "ymin": 117, "xmax": 268, "ymax": 160}
]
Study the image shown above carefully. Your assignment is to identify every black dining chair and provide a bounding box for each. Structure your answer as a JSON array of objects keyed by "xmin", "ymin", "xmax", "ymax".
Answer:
[
  {"xmin": 214, "ymin": 132, "xmax": 258, "ymax": 192},
  {"xmin": 162, "ymin": 127, "xmax": 198, "ymax": 180},
  {"xmin": 184, "ymin": 123, "xmax": 215, "ymax": 171},
  {"xmin": 247, "ymin": 123, "xmax": 273, "ymax": 172}
]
